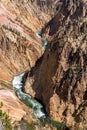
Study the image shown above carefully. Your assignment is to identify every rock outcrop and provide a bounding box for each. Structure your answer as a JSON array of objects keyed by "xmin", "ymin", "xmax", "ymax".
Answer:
[
  {"xmin": 25, "ymin": 0, "xmax": 87, "ymax": 129},
  {"xmin": 0, "ymin": 0, "xmax": 60, "ymax": 129},
  {"xmin": 0, "ymin": 84, "xmax": 28, "ymax": 123},
  {"xmin": 0, "ymin": 0, "xmax": 87, "ymax": 129},
  {"xmin": 0, "ymin": 0, "xmax": 56, "ymax": 82},
  {"xmin": 0, "ymin": 0, "xmax": 55, "ymax": 127}
]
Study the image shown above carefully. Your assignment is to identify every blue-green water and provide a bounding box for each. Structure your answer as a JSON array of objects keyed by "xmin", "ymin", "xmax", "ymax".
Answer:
[
  {"xmin": 36, "ymin": 32, "xmax": 48, "ymax": 51},
  {"xmin": 12, "ymin": 33, "xmax": 66, "ymax": 130},
  {"xmin": 12, "ymin": 72, "xmax": 66, "ymax": 130}
]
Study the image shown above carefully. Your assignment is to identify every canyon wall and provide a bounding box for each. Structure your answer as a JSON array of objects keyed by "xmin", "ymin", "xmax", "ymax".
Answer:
[
  {"xmin": 0, "ymin": 0, "xmax": 54, "ymax": 126},
  {"xmin": 25, "ymin": 0, "xmax": 87, "ymax": 129},
  {"xmin": 0, "ymin": 0, "xmax": 87, "ymax": 129},
  {"xmin": 0, "ymin": 0, "xmax": 56, "ymax": 81}
]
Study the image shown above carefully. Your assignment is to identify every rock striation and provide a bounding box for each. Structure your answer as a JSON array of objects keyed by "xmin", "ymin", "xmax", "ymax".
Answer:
[
  {"xmin": 0, "ymin": 0, "xmax": 59, "ymax": 128},
  {"xmin": 0, "ymin": 0, "xmax": 56, "ymax": 82},
  {"xmin": 25, "ymin": 0, "xmax": 87, "ymax": 129},
  {"xmin": 0, "ymin": 0, "xmax": 54, "ymax": 126},
  {"xmin": 0, "ymin": 0, "xmax": 87, "ymax": 129},
  {"xmin": 0, "ymin": 85, "xmax": 27, "ymax": 123}
]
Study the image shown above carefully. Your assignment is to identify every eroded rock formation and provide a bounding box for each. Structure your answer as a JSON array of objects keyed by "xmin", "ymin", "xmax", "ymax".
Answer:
[
  {"xmin": 25, "ymin": 0, "xmax": 87, "ymax": 129},
  {"xmin": 0, "ymin": 0, "xmax": 56, "ymax": 81},
  {"xmin": 0, "ymin": 0, "xmax": 59, "ymax": 129},
  {"xmin": 0, "ymin": 0, "xmax": 87, "ymax": 129},
  {"xmin": 0, "ymin": 0, "xmax": 55, "ymax": 127}
]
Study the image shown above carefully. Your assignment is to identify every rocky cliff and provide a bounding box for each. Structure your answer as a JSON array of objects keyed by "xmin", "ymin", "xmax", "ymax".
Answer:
[
  {"xmin": 0, "ymin": 0, "xmax": 59, "ymax": 129},
  {"xmin": 0, "ymin": 0, "xmax": 53, "ymax": 127},
  {"xmin": 0, "ymin": 0, "xmax": 56, "ymax": 82},
  {"xmin": 0, "ymin": 0, "xmax": 87, "ymax": 130},
  {"xmin": 25, "ymin": 0, "xmax": 87, "ymax": 129}
]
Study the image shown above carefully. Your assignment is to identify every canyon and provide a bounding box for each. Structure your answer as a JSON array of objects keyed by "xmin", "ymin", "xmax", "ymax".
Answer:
[{"xmin": 0, "ymin": 0, "xmax": 87, "ymax": 130}]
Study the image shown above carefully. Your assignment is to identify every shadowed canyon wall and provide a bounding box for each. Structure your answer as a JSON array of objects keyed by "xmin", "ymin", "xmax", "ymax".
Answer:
[
  {"xmin": 0, "ymin": 0, "xmax": 87, "ymax": 129},
  {"xmin": 25, "ymin": 0, "xmax": 87, "ymax": 129}
]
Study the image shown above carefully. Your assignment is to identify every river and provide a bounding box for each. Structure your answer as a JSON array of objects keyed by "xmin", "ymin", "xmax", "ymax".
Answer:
[{"xmin": 12, "ymin": 32, "xmax": 66, "ymax": 130}]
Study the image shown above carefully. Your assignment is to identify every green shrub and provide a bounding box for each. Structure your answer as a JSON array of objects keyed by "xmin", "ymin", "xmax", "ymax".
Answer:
[{"xmin": 0, "ymin": 102, "xmax": 12, "ymax": 130}]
